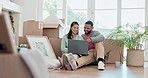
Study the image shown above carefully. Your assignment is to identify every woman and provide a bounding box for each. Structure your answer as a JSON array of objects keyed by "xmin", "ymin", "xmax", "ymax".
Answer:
[
  {"xmin": 61, "ymin": 21, "xmax": 83, "ymax": 54},
  {"xmin": 58, "ymin": 21, "xmax": 83, "ymax": 70}
]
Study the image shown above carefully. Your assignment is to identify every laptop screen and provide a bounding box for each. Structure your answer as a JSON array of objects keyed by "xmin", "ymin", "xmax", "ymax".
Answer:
[
  {"xmin": 68, "ymin": 39, "xmax": 88, "ymax": 55},
  {"xmin": 0, "ymin": 13, "xmax": 17, "ymax": 53}
]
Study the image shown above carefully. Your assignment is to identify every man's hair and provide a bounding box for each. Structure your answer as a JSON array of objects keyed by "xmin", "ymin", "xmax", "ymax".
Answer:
[{"xmin": 85, "ymin": 21, "xmax": 93, "ymax": 26}]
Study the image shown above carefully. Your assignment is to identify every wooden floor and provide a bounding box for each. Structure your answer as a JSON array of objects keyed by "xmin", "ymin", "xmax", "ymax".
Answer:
[{"xmin": 48, "ymin": 61, "xmax": 148, "ymax": 78}]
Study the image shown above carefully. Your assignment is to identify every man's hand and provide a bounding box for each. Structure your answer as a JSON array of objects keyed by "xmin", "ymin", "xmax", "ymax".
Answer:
[{"xmin": 86, "ymin": 38, "xmax": 91, "ymax": 43}]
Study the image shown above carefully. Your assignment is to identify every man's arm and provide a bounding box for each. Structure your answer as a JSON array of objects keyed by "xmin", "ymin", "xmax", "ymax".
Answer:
[{"xmin": 90, "ymin": 31, "xmax": 105, "ymax": 43}]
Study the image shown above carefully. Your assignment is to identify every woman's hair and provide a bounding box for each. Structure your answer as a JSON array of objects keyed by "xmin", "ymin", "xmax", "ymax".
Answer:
[{"xmin": 67, "ymin": 21, "xmax": 79, "ymax": 39}]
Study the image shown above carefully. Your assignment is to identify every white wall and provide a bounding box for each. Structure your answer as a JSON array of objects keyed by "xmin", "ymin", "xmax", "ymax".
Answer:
[{"xmin": 12, "ymin": 0, "xmax": 43, "ymax": 36}]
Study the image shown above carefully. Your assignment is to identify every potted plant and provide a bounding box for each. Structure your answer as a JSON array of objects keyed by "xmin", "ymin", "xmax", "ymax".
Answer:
[{"xmin": 107, "ymin": 23, "xmax": 148, "ymax": 66}]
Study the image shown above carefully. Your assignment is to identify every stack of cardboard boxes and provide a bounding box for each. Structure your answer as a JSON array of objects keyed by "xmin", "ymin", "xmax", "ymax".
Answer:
[
  {"xmin": 19, "ymin": 20, "xmax": 43, "ymax": 48},
  {"xmin": 43, "ymin": 21, "xmax": 65, "ymax": 38},
  {"xmin": 23, "ymin": 20, "xmax": 43, "ymax": 36},
  {"xmin": 19, "ymin": 15, "xmax": 65, "ymax": 57},
  {"xmin": 42, "ymin": 15, "xmax": 65, "ymax": 57}
]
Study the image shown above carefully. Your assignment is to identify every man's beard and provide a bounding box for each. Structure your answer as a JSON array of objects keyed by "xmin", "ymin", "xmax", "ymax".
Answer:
[{"xmin": 84, "ymin": 30, "xmax": 91, "ymax": 34}]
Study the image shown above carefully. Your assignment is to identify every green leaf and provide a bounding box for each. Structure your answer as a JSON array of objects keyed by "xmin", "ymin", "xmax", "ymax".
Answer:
[{"xmin": 104, "ymin": 50, "xmax": 111, "ymax": 62}]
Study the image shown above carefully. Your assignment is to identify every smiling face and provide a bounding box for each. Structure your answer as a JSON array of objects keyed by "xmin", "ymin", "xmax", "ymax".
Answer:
[
  {"xmin": 84, "ymin": 24, "xmax": 93, "ymax": 34},
  {"xmin": 71, "ymin": 24, "xmax": 79, "ymax": 35}
]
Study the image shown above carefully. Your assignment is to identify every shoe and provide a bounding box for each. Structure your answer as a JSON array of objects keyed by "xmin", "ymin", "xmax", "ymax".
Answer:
[
  {"xmin": 98, "ymin": 61, "xmax": 105, "ymax": 71},
  {"xmin": 63, "ymin": 54, "xmax": 72, "ymax": 70},
  {"xmin": 68, "ymin": 53, "xmax": 78, "ymax": 70},
  {"xmin": 63, "ymin": 53, "xmax": 78, "ymax": 70}
]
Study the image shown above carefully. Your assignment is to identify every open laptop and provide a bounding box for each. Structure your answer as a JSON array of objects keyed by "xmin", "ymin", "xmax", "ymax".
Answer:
[
  {"xmin": 0, "ymin": 12, "xmax": 17, "ymax": 53},
  {"xmin": 68, "ymin": 39, "xmax": 88, "ymax": 56}
]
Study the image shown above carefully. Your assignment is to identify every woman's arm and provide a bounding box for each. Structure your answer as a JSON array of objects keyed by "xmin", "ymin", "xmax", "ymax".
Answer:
[{"xmin": 61, "ymin": 35, "xmax": 68, "ymax": 54}]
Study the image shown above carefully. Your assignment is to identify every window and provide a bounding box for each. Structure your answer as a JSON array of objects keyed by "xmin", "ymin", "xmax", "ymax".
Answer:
[
  {"xmin": 94, "ymin": 0, "xmax": 117, "ymax": 37},
  {"xmin": 121, "ymin": 9, "xmax": 145, "ymax": 25},
  {"xmin": 95, "ymin": 10, "xmax": 117, "ymax": 29},
  {"xmin": 67, "ymin": 0, "xmax": 88, "ymax": 25},
  {"xmin": 43, "ymin": 0, "xmax": 63, "ymax": 19},
  {"xmin": 121, "ymin": 0, "xmax": 145, "ymax": 25},
  {"xmin": 95, "ymin": 0, "xmax": 117, "ymax": 9},
  {"xmin": 122, "ymin": 0, "xmax": 145, "ymax": 8},
  {"xmin": 43, "ymin": 0, "xmax": 145, "ymax": 37}
]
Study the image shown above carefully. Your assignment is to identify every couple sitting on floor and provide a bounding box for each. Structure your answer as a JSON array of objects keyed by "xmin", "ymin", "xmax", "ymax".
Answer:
[{"xmin": 58, "ymin": 21, "xmax": 105, "ymax": 71}]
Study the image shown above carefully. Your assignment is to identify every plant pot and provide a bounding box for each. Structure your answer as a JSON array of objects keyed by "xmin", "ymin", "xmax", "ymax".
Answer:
[
  {"xmin": 115, "ymin": 61, "xmax": 122, "ymax": 68},
  {"xmin": 126, "ymin": 49, "xmax": 144, "ymax": 66}
]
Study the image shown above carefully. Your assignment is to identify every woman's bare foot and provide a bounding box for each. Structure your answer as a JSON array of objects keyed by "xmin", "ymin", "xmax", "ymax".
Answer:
[{"xmin": 58, "ymin": 56, "xmax": 64, "ymax": 67}]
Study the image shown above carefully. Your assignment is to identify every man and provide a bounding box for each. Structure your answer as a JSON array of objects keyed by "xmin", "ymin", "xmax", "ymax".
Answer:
[{"xmin": 63, "ymin": 21, "xmax": 105, "ymax": 70}]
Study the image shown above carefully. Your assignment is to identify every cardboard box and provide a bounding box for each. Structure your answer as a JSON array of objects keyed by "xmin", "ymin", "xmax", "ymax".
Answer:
[
  {"xmin": 60, "ymin": 19, "xmax": 65, "ymax": 24},
  {"xmin": 43, "ymin": 15, "xmax": 65, "ymax": 38},
  {"xmin": 43, "ymin": 23, "xmax": 65, "ymax": 38},
  {"xmin": 104, "ymin": 39, "xmax": 124, "ymax": 63},
  {"xmin": 0, "ymin": 54, "xmax": 32, "ymax": 78},
  {"xmin": 18, "ymin": 36, "xmax": 29, "ymax": 48},
  {"xmin": 19, "ymin": 36, "xmax": 27, "ymax": 45},
  {"xmin": 48, "ymin": 38, "xmax": 62, "ymax": 57},
  {"xmin": 23, "ymin": 20, "xmax": 43, "ymax": 36},
  {"xmin": 19, "ymin": 36, "xmax": 62, "ymax": 57},
  {"xmin": 48, "ymin": 38, "xmax": 124, "ymax": 64}
]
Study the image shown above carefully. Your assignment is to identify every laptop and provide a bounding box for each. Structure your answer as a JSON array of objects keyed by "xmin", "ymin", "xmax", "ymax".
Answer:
[
  {"xmin": 0, "ymin": 12, "xmax": 17, "ymax": 53},
  {"xmin": 68, "ymin": 39, "xmax": 88, "ymax": 56}
]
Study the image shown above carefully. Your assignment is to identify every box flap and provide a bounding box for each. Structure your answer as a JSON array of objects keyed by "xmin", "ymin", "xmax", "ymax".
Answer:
[
  {"xmin": 24, "ymin": 20, "xmax": 35, "ymax": 23},
  {"xmin": 43, "ymin": 24, "xmax": 59, "ymax": 28},
  {"xmin": 59, "ymin": 20, "xmax": 65, "ymax": 28},
  {"xmin": 43, "ymin": 14, "xmax": 59, "ymax": 24},
  {"xmin": 24, "ymin": 20, "xmax": 43, "ymax": 23},
  {"xmin": 23, "ymin": 20, "xmax": 43, "ymax": 29},
  {"xmin": 43, "ymin": 14, "xmax": 65, "ymax": 28}
]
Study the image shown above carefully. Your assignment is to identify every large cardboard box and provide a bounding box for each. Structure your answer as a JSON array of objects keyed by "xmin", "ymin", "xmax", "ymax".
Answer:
[
  {"xmin": 19, "ymin": 36, "xmax": 62, "ymax": 57},
  {"xmin": 18, "ymin": 36, "xmax": 29, "ymax": 48},
  {"xmin": 43, "ymin": 15, "xmax": 65, "ymax": 38},
  {"xmin": 43, "ymin": 23, "xmax": 65, "ymax": 38},
  {"xmin": 19, "ymin": 36, "xmax": 27, "ymax": 45},
  {"xmin": 23, "ymin": 20, "xmax": 43, "ymax": 36},
  {"xmin": 0, "ymin": 54, "xmax": 32, "ymax": 78},
  {"xmin": 48, "ymin": 38, "xmax": 62, "ymax": 57},
  {"xmin": 104, "ymin": 39, "xmax": 124, "ymax": 63}
]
